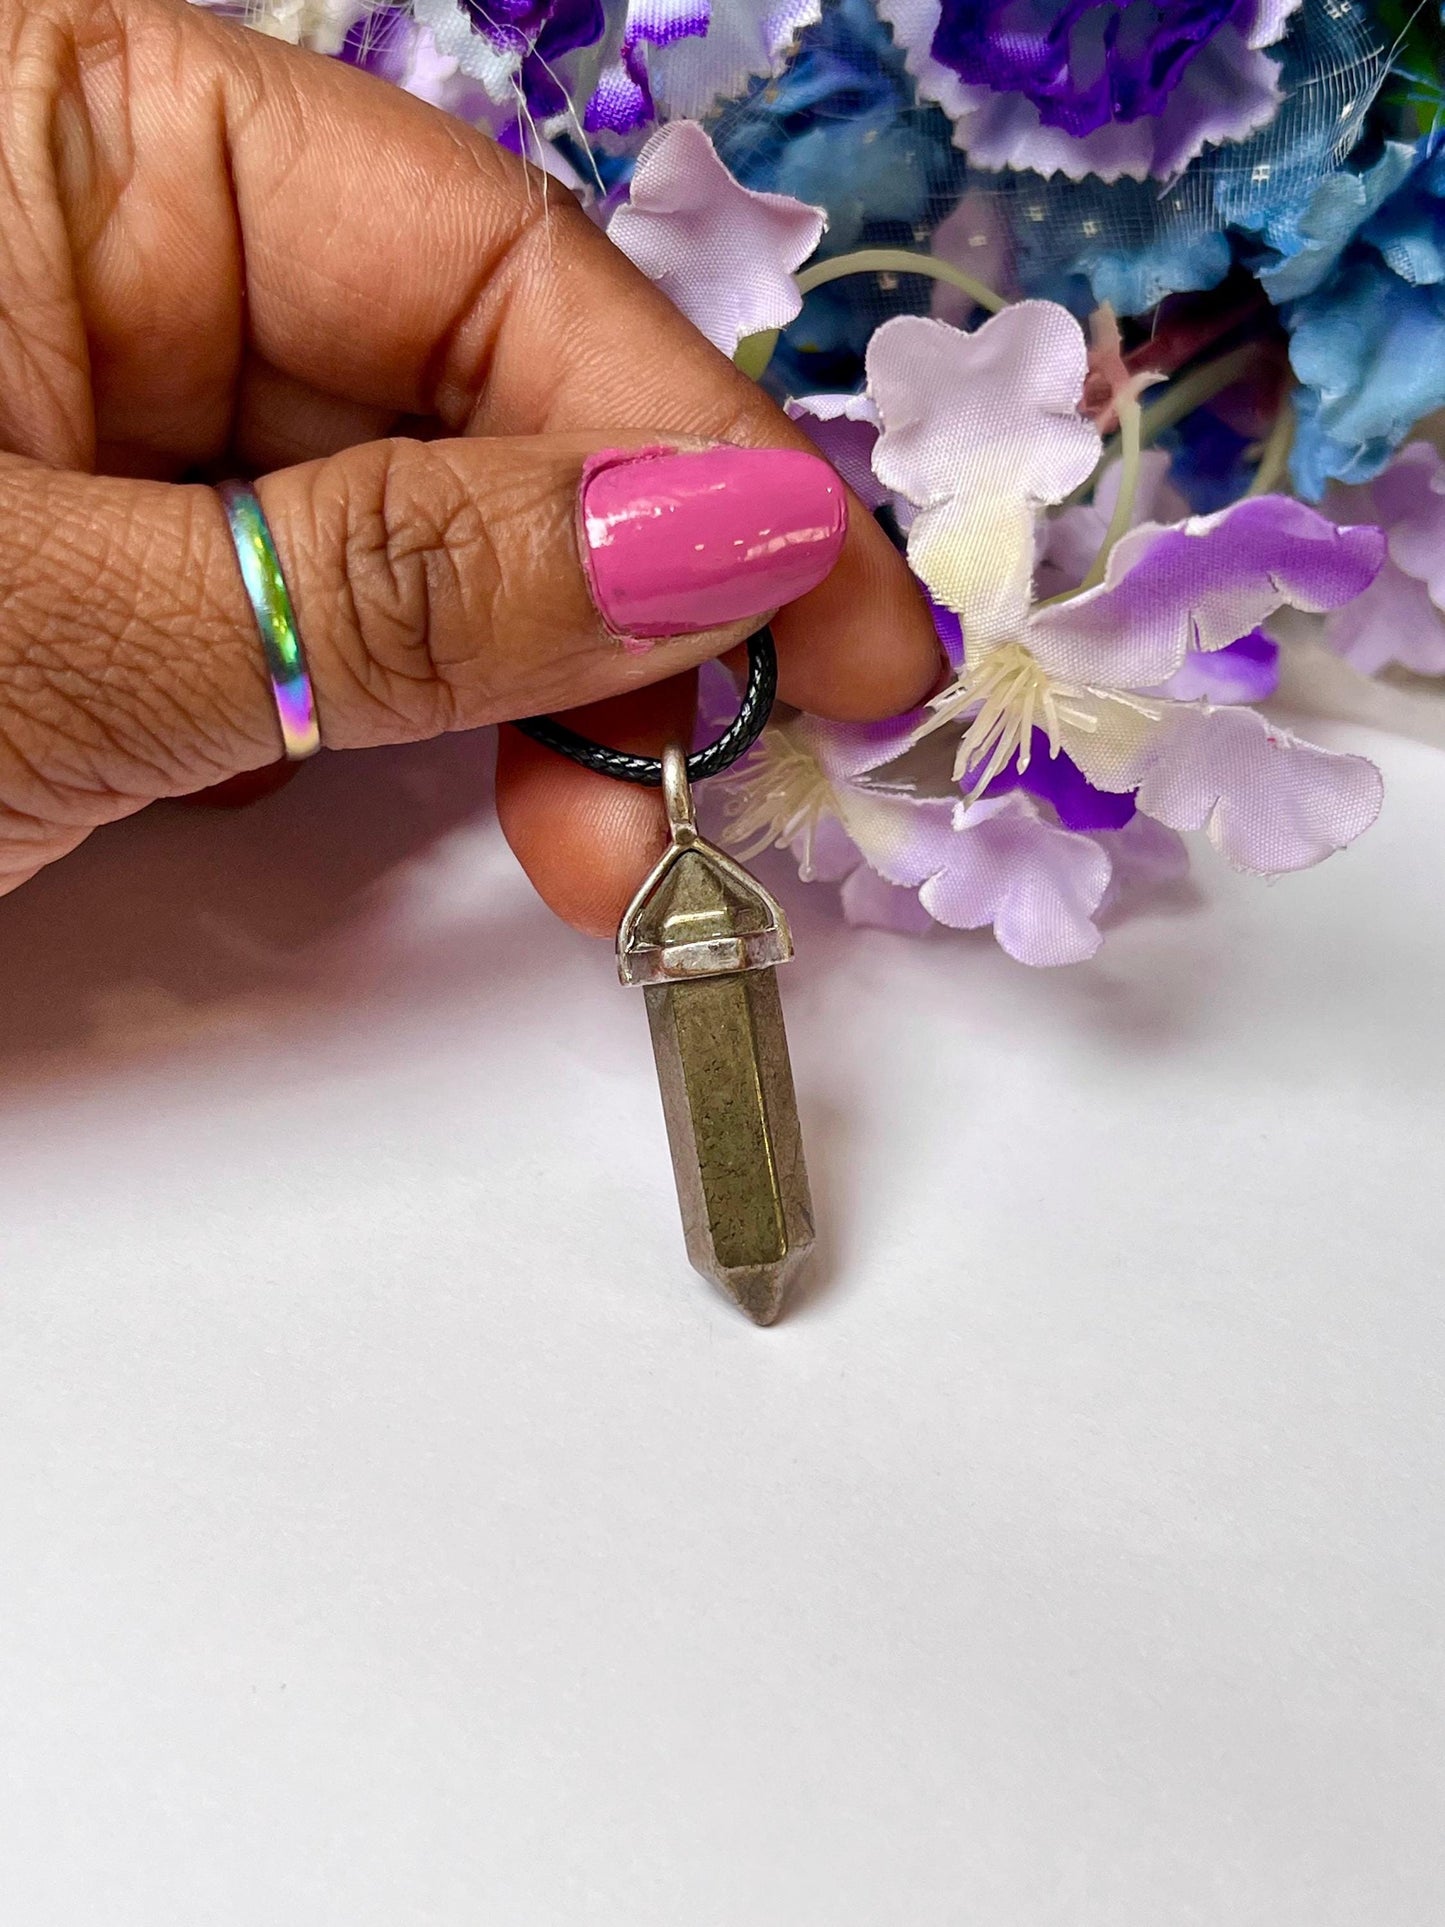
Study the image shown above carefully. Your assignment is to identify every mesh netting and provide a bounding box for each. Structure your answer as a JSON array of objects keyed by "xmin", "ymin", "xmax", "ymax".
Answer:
[{"xmin": 703, "ymin": 0, "xmax": 1390, "ymax": 392}]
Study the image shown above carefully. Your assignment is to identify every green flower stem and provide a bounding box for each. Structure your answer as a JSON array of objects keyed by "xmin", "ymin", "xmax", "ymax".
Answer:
[
  {"xmin": 794, "ymin": 249, "xmax": 1008, "ymax": 314},
  {"xmin": 1078, "ymin": 388, "xmax": 1144, "ymax": 592},
  {"xmin": 1245, "ymin": 397, "xmax": 1296, "ymax": 497}
]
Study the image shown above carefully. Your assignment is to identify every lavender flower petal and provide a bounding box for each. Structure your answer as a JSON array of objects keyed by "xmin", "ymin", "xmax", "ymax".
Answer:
[
  {"xmin": 1370, "ymin": 441, "xmax": 1445, "ymax": 606},
  {"xmin": 1133, "ymin": 706, "xmax": 1383, "ymax": 874},
  {"xmin": 607, "ymin": 122, "xmax": 824, "ymax": 356},
  {"xmin": 1028, "ymin": 495, "xmax": 1384, "ymax": 690},
  {"xmin": 1096, "ymin": 812, "xmax": 1190, "ymax": 915},
  {"xmin": 1158, "ymin": 628, "xmax": 1280, "ymax": 703},
  {"xmin": 1319, "ymin": 444, "xmax": 1445, "ymax": 675},
  {"xmin": 840, "ymin": 865, "xmax": 937, "ymax": 933},
  {"xmin": 866, "ymin": 306, "xmax": 1098, "ymax": 641},
  {"xmin": 786, "ymin": 394, "xmax": 888, "ymax": 510},
  {"xmin": 1321, "ymin": 563, "xmax": 1445, "ymax": 677},
  {"xmin": 918, "ymin": 795, "xmax": 1112, "ymax": 965}
]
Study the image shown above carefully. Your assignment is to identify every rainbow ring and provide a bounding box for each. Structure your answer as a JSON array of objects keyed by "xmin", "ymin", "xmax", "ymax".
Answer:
[{"xmin": 217, "ymin": 481, "xmax": 321, "ymax": 761}]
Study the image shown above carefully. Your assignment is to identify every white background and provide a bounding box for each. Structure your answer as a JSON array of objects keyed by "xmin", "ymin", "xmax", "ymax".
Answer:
[{"xmin": 1, "ymin": 719, "xmax": 1441, "ymax": 1925}]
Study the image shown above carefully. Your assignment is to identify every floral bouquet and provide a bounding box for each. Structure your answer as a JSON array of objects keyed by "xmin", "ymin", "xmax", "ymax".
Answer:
[{"xmin": 213, "ymin": 0, "xmax": 1445, "ymax": 964}]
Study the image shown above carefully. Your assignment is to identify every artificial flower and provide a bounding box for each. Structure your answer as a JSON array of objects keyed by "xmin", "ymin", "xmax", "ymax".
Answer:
[
  {"xmin": 411, "ymin": 0, "xmax": 605, "ymax": 120},
  {"xmin": 202, "ymin": 0, "xmax": 368, "ymax": 52},
  {"xmin": 343, "ymin": 8, "xmax": 588, "ymax": 177},
  {"xmin": 713, "ymin": 0, "xmax": 960, "ymax": 248},
  {"xmin": 1320, "ymin": 441, "xmax": 1445, "ymax": 675},
  {"xmin": 588, "ymin": 0, "xmax": 823, "ymax": 135},
  {"xmin": 1360, "ymin": 138, "xmax": 1445, "ymax": 289},
  {"xmin": 725, "ymin": 302, "xmax": 1380, "ymax": 963},
  {"xmin": 866, "ymin": 305, "xmax": 1383, "ymax": 872},
  {"xmin": 1282, "ymin": 139, "xmax": 1445, "ymax": 492},
  {"xmin": 1250, "ymin": 141, "xmax": 1415, "ymax": 303},
  {"xmin": 977, "ymin": 0, "xmax": 1392, "ymax": 314},
  {"xmin": 717, "ymin": 686, "xmax": 1125, "ymax": 964},
  {"xmin": 606, "ymin": 121, "xmax": 824, "ymax": 354},
  {"xmin": 1288, "ymin": 257, "xmax": 1445, "ymax": 495},
  {"xmin": 1036, "ymin": 450, "xmax": 1282, "ymax": 700},
  {"xmin": 876, "ymin": 0, "xmax": 1301, "ymax": 182}
]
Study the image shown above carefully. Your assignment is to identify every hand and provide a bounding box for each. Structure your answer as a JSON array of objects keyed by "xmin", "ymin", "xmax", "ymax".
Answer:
[{"xmin": 0, "ymin": 0, "xmax": 939, "ymax": 930}]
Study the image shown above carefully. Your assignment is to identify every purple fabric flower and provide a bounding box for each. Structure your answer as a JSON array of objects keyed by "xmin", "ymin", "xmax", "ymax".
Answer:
[
  {"xmin": 588, "ymin": 0, "xmax": 823, "ymax": 136},
  {"xmin": 1321, "ymin": 443, "xmax": 1445, "ymax": 677},
  {"xmin": 340, "ymin": 4, "xmax": 412, "ymax": 76},
  {"xmin": 1034, "ymin": 454, "xmax": 1282, "ymax": 703},
  {"xmin": 412, "ymin": 0, "xmax": 604, "ymax": 119},
  {"xmin": 785, "ymin": 393, "xmax": 889, "ymax": 509},
  {"xmin": 865, "ymin": 305, "xmax": 1384, "ymax": 876},
  {"xmin": 715, "ymin": 706, "xmax": 1118, "ymax": 964},
  {"xmin": 762, "ymin": 301, "xmax": 1384, "ymax": 963},
  {"xmin": 931, "ymin": 0, "xmax": 1251, "ymax": 140},
  {"xmin": 972, "ymin": 733, "xmax": 1139, "ymax": 830},
  {"xmin": 606, "ymin": 123, "xmax": 824, "ymax": 355},
  {"xmin": 463, "ymin": 0, "xmax": 604, "ymax": 118},
  {"xmin": 586, "ymin": 0, "xmax": 712, "ymax": 134},
  {"xmin": 1158, "ymin": 627, "xmax": 1279, "ymax": 702},
  {"xmin": 878, "ymin": 0, "xmax": 1300, "ymax": 181},
  {"xmin": 345, "ymin": 10, "xmax": 585, "ymax": 180}
]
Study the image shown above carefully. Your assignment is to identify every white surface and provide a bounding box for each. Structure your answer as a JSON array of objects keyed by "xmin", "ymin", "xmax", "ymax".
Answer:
[{"xmin": 0, "ymin": 723, "xmax": 1441, "ymax": 1926}]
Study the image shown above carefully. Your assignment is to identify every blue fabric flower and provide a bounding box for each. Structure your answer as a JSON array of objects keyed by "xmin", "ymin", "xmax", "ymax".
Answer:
[
  {"xmin": 1288, "ymin": 257, "xmax": 1445, "ymax": 496},
  {"xmin": 715, "ymin": 0, "xmax": 960, "ymax": 247},
  {"xmin": 1361, "ymin": 141, "xmax": 1445, "ymax": 288},
  {"xmin": 1006, "ymin": 177, "xmax": 1232, "ymax": 314},
  {"xmin": 1282, "ymin": 139, "xmax": 1445, "ymax": 494},
  {"xmin": 1251, "ymin": 142, "xmax": 1416, "ymax": 303},
  {"xmin": 990, "ymin": 0, "xmax": 1389, "ymax": 317}
]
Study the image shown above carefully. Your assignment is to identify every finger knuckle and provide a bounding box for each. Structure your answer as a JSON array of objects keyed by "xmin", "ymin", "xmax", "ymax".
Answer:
[{"xmin": 320, "ymin": 438, "xmax": 508, "ymax": 738}]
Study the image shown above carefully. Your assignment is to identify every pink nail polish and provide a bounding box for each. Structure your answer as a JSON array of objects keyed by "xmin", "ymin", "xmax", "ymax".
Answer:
[{"xmin": 580, "ymin": 445, "xmax": 848, "ymax": 640}]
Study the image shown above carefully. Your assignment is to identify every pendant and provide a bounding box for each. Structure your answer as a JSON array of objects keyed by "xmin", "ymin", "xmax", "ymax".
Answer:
[{"xmin": 617, "ymin": 745, "xmax": 815, "ymax": 1326}]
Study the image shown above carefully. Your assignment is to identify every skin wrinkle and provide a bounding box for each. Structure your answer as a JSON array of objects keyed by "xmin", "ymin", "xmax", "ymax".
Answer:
[
  {"xmin": 0, "ymin": 12, "xmax": 93, "ymax": 465},
  {"xmin": 275, "ymin": 447, "xmax": 446, "ymax": 744},
  {"xmin": 355, "ymin": 439, "xmax": 472, "ymax": 733},
  {"xmin": 70, "ymin": 9, "xmax": 237, "ymax": 465},
  {"xmin": 0, "ymin": 486, "xmax": 212, "ymax": 792},
  {"xmin": 438, "ymin": 193, "xmax": 562, "ymax": 433},
  {"xmin": 0, "ymin": 455, "xmax": 272, "ymax": 819}
]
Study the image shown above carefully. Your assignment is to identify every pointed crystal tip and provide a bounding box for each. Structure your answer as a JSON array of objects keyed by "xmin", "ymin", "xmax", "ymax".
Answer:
[{"xmin": 702, "ymin": 1240, "xmax": 815, "ymax": 1327}]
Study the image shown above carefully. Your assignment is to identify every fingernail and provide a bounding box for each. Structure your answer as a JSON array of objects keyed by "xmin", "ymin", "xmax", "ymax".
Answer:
[{"xmin": 580, "ymin": 445, "xmax": 848, "ymax": 641}]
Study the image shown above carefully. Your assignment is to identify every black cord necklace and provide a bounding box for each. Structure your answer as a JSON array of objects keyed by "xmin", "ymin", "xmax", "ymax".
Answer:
[{"xmin": 512, "ymin": 625, "xmax": 777, "ymax": 785}]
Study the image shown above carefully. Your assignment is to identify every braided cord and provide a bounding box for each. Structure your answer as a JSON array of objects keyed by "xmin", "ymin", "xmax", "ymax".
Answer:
[{"xmin": 511, "ymin": 627, "xmax": 776, "ymax": 787}]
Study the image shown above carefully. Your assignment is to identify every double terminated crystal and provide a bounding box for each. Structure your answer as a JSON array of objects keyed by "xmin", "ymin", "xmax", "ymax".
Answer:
[{"xmin": 618, "ymin": 750, "xmax": 814, "ymax": 1326}]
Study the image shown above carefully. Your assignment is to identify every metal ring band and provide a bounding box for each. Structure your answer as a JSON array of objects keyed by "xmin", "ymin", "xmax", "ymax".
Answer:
[
  {"xmin": 218, "ymin": 481, "xmax": 321, "ymax": 762},
  {"xmin": 511, "ymin": 626, "xmax": 777, "ymax": 787}
]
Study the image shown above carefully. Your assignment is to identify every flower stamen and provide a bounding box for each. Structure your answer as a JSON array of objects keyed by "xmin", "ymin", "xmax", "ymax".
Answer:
[
  {"xmin": 928, "ymin": 641, "xmax": 1075, "ymax": 793},
  {"xmin": 718, "ymin": 723, "xmax": 835, "ymax": 878}
]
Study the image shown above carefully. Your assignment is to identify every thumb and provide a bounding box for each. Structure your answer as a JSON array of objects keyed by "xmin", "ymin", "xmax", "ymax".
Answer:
[{"xmin": 0, "ymin": 436, "xmax": 845, "ymax": 886}]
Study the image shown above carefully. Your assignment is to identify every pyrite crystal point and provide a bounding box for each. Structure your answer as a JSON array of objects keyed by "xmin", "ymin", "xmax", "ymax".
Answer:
[
  {"xmin": 643, "ymin": 966, "xmax": 814, "ymax": 1325},
  {"xmin": 618, "ymin": 767, "xmax": 815, "ymax": 1326}
]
